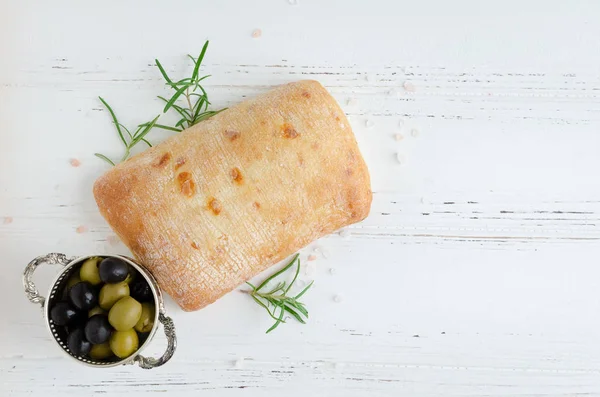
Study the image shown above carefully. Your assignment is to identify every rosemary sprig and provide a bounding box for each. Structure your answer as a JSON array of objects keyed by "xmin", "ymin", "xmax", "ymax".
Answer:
[
  {"xmin": 95, "ymin": 97, "xmax": 160, "ymax": 165},
  {"xmin": 246, "ymin": 254, "xmax": 314, "ymax": 333},
  {"xmin": 96, "ymin": 43, "xmax": 224, "ymax": 166},
  {"xmin": 147, "ymin": 40, "xmax": 226, "ymax": 132}
]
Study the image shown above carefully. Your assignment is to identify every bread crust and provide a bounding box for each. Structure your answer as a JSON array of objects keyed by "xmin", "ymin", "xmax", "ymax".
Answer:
[{"xmin": 93, "ymin": 80, "xmax": 372, "ymax": 311}]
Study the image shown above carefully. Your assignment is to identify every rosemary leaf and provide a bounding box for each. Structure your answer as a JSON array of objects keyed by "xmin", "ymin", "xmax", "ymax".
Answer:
[
  {"xmin": 294, "ymin": 280, "xmax": 314, "ymax": 300},
  {"xmin": 119, "ymin": 123, "xmax": 133, "ymax": 139},
  {"xmin": 291, "ymin": 301, "xmax": 308, "ymax": 317},
  {"xmin": 157, "ymin": 96, "xmax": 192, "ymax": 120},
  {"xmin": 163, "ymin": 84, "xmax": 189, "ymax": 113},
  {"xmin": 131, "ymin": 115, "xmax": 160, "ymax": 146},
  {"xmin": 263, "ymin": 281, "xmax": 286, "ymax": 296},
  {"xmin": 251, "ymin": 295, "xmax": 282, "ymax": 322},
  {"xmin": 99, "ymin": 97, "xmax": 127, "ymax": 147},
  {"xmin": 174, "ymin": 77, "xmax": 194, "ymax": 86},
  {"xmin": 139, "ymin": 122, "xmax": 181, "ymax": 133},
  {"xmin": 155, "ymin": 59, "xmax": 174, "ymax": 87},
  {"xmin": 192, "ymin": 41, "xmax": 209, "ymax": 81},
  {"xmin": 94, "ymin": 153, "xmax": 116, "ymax": 166},
  {"xmin": 284, "ymin": 257, "xmax": 301, "ymax": 294},
  {"xmin": 266, "ymin": 305, "xmax": 285, "ymax": 334},
  {"xmin": 256, "ymin": 254, "xmax": 299, "ymax": 291},
  {"xmin": 283, "ymin": 304, "xmax": 306, "ymax": 324}
]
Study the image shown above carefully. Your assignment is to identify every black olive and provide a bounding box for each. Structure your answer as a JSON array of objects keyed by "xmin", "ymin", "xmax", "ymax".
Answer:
[
  {"xmin": 84, "ymin": 315, "xmax": 113, "ymax": 344},
  {"xmin": 50, "ymin": 301, "xmax": 83, "ymax": 326},
  {"xmin": 130, "ymin": 277, "xmax": 153, "ymax": 302},
  {"xmin": 67, "ymin": 327, "xmax": 91, "ymax": 356},
  {"xmin": 98, "ymin": 257, "xmax": 129, "ymax": 284},
  {"xmin": 69, "ymin": 282, "xmax": 98, "ymax": 311}
]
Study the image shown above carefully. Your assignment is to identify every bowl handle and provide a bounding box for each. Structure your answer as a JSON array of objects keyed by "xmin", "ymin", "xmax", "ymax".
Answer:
[
  {"xmin": 134, "ymin": 312, "xmax": 177, "ymax": 369},
  {"xmin": 23, "ymin": 253, "xmax": 73, "ymax": 308}
]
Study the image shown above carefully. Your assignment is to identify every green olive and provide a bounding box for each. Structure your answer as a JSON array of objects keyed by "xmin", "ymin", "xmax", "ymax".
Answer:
[
  {"xmin": 109, "ymin": 329, "xmax": 139, "ymax": 358},
  {"xmin": 134, "ymin": 302, "xmax": 155, "ymax": 333},
  {"xmin": 79, "ymin": 257, "xmax": 103, "ymax": 285},
  {"xmin": 88, "ymin": 306, "xmax": 106, "ymax": 317},
  {"xmin": 108, "ymin": 296, "xmax": 142, "ymax": 331},
  {"xmin": 99, "ymin": 282, "xmax": 130, "ymax": 310},
  {"xmin": 66, "ymin": 273, "xmax": 81, "ymax": 290},
  {"xmin": 124, "ymin": 264, "xmax": 139, "ymax": 284},
  {"xmin": 89, "ymin": 342, "xmax": 113, "ymax": 360}
]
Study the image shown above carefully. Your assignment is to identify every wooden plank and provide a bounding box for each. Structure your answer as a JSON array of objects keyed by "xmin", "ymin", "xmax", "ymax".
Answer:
[{"xmin": 2, "ymin": 0, "xmax": 600, "ymax": 395}]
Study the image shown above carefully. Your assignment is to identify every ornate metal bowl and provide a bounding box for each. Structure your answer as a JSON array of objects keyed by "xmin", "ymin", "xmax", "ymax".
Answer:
[{"xmin": 23, "ymin": 253, "xmax": 176, "ymax": 369}]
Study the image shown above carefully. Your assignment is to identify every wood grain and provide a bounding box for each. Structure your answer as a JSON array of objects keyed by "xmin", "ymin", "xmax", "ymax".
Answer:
[{"xmin": 2, "ymin": 0, "xmax": 600, "ymax": 395}]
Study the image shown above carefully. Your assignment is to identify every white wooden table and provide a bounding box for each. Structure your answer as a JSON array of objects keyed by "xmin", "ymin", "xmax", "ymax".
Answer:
[{"xmin": 3, "ymin": 1, "xmax": 600, "ymax": 395}]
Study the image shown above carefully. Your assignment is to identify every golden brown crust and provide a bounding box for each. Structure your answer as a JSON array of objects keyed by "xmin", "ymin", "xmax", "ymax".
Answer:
[{"xmin": 93, "ymin": 80, "xmax": 372, "ymax": 311}]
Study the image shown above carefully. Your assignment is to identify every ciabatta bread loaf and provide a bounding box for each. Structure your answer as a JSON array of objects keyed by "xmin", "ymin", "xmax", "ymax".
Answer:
[{"xmin": 94, "ymin": 80, "xmax": 371, "ymax": 311}]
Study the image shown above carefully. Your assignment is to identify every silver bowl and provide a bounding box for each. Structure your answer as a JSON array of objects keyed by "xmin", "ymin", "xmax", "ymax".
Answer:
[{"xmin": 23, "ymin": 253, "xmax": 176, "ymax": 369}]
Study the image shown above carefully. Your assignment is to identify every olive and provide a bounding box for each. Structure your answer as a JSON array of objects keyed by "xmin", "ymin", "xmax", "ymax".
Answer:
[
  {"xmin": 50, "ymin": 301, "xmax": 83, "ymax": 326},
  {"xmin": 99, "ymin": 257, "xmax": 129, "ymax": 284},
  {"xmin": 66, "ymin": 273, "xmax": 81, "ymax": 290},
  {"xmin": 123, "ymin": 271, "xmax": 134, "ymax": 285},
  {"xmin": 109, "ymin": 329, "xmax": 139, "ymax": 358},
  {"xmin": 88, "ymin": 306, "xmax": 105, "ymax": 317},
  {"xmin": 134, "ymin": 302, "xmax": 155, "ymax": 333},
  {"xmin": 67, "ymin": 327, "xmax": 91, "ymax": 356},
  {"xmin": 69, "ymin": 282, "xmax": 98, "ymax": 311},
  {"xmin": 89, "ymin": 342, "xmax": 113, "ymax": 360},
  {"xmin": 99, "ymin": 282, "xmax": 130, "ymax": 310},
  {"xmin": 130, "ymin": 277, "xmax": 153, "ymax": 302},
  {"xmin": 108, "ymin": 296, "xmax": 142, "ymax": 331},
  {"xmin": 79, "ymin": 257, "xmax": 103, "ymax": 285},
  {"xmin": 63, "ymin": 273, "xmax": 82, "ymax": 299},
  {"xmin": 84, "ymin": 315, "xmax": 113, "ymax": 344}
]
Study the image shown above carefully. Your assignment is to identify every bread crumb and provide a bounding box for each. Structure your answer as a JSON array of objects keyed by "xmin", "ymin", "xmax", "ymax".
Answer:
[
  {"xmin": 251, "ymin": 29, "xmax": 262, "ymax": 38},
  {"xmin": 339, "ymin": 229, "xmax": 351, "ymax": 238},
  {"xmin": 333, "ymin": 294, "xmax": 343, "ymax": 303},
  {"xmin": 396, "ymin": 152, "xmax": 405, "ymax": 165},
  {"xmin": 346, "ymin": 97, "xmax": 358, "ymax": 106},
  {"xmin": 403, "ymin": 81, "xmax": 416, "ymax": 92},
  {"xmin": 329, "ymin": 268, "xmax": 336, "ymax": 275},
  {"xmin": 313, "ymin": 246, "xmax": 329, "ymax": 259},
  {"xmin": 411, "ymin": 128, "xmax": 420, "ymax": 137},
  {"xmin": 365, "ymin": 119, "xmax": 375, "ymax": 128},
  {"xmin": 106, "ymin": 235, "xmax": 121, "ymax": 246},
  {"xmin": 234, "ymin": 357, "xmax": 245, "ymax": 368},
  {"xmin": 394, "ymin": 133, "xmax": 404, "ymax": 141},
  {"xmin": 304, "ymin": 263, "xmax": 316, "ymax": 277},
  {"xmin": 76, "ymin": 225, "xmax": 88, "ymax": 234},
  {"xmin": 308, "ymin": 254, "xmax": 317, "ymax": 261},
  {"xmin": 3, "ymin": 216, "xmax": 13, "ymax": 224},
  {"xmin": 70, "ymin": 158, "xmax": 81, "ymax": 167}
]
